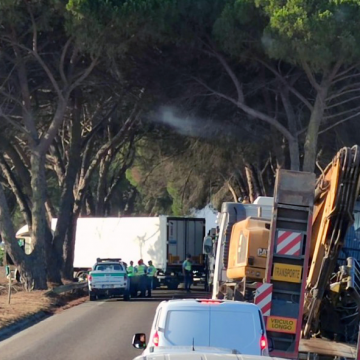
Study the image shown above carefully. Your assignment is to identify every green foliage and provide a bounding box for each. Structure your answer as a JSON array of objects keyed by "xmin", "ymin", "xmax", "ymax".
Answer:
[
  {"xmin": 256, "ymin": 0, "xmax": 360, "ymax": 70},
  {"xmin": 166, "ymin": 183, "xmax": 183, "ymax": 216},
  {"xmin": 213, "ymin": 0, "xmax": 264, "ymax": 57},
  {"xmin": 66, "ymin": 0, "xmax": 173, "ymax": 55}
]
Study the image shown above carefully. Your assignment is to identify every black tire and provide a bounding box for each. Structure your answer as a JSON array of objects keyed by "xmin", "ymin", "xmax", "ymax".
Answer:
[
  {"xmin": 89, "ymin": 292, "xmax": 96, "ymax": 301},
  {"xmin": 124, "ymin": 293, "xmax": 130, "ymax": 301}
]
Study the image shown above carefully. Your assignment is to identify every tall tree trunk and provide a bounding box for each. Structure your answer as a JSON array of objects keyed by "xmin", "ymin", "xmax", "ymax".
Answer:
[
  {"xmin": 62, "ymin": 211, "xmax": 77, "ymax": 280},
  {"xmin": 303, "ymin": 87, "xmax": 328, "ymax": 172},
  {"xmin": 53, "ymin": 97, "xmax": 82, "ymax": 281},
  {"xmin": 0, "ymin": 175, "xmax": 47, "ymax": 290},
  {"xmin": 96, "ymin": 151, "xmax": 112, "ymax": 216},
  {"xmin": 281, "ymin": 89, "xmax": 300, "ymax": 170},
  {"xmin": 29, "ymin": 151, "xmax": 51, "ymax": 288},
  {"xmin": 271, "ymin": 128, "xmax": 285, "ymax": 169},
  {"xmin": 0, "ymin": 155, "xmax": 32, "ymax": 226}
]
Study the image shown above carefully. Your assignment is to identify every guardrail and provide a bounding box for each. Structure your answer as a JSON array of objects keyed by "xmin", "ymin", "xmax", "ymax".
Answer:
[{"xmin": 44, "ymin": 281, "xmax": 87, "ymax": 296}]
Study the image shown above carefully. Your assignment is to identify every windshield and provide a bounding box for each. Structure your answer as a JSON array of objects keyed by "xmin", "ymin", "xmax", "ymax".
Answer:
[{"xmin": 164, "ymin": 309, "xmax": 259, "ymax": 354}]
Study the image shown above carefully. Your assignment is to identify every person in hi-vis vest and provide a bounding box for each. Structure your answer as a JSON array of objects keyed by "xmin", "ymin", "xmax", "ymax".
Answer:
[
  {"xmin": 146, "ymin": 260, "xmax": 156, "ymax": 297},
  {"xmin": 127, "ymin": 261, "xmax": 135, "ymax": 277},
  {"xmin": 135, "ymin": 259, "xmax": 147, "ymax": 297},
  {"xmin": 182, "ymin": 254, "xmax": 192, "ymax": 293}
]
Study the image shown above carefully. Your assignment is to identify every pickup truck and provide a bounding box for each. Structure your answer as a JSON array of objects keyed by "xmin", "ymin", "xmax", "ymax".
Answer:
[{"xmin": 87, "ymin": 258, "xmax": 130, "ymax": 301}]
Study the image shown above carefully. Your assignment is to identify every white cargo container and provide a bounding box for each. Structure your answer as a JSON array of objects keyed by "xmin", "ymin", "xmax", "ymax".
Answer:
[{"xmin": 16, "ymin": 216, "xmax": 206, "ymax": 289}]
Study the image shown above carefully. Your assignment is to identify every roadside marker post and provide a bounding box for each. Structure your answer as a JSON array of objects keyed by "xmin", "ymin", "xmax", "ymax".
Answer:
[{"xmin": 8, "ymin": 269, "xmax": 11, "ymax": 304}]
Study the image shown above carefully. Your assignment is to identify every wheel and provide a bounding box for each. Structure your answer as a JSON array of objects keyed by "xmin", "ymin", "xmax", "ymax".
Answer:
[
  {"xmin": 89, "ymin": 292, "xmax": 96, "ymax": 301},
  {"xmin": 124, "ymin": 292, "xmax": 130, "ymax": 301}
]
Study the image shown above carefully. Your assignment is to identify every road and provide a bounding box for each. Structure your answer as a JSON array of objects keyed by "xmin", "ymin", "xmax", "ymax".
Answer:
[{"xmin": 0, "ymin": 288, "xmax": 210, "ymax": 360}]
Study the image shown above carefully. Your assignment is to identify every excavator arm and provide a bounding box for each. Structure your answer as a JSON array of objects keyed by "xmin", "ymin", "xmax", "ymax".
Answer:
[{"xmin": 303, "ymin": 146, "xmax": 360, "ymax": 338}]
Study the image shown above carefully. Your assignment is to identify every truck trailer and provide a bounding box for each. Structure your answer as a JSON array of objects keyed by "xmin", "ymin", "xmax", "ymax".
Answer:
[
  {"xmin": 15, "ymin": 216, "xmax": 206, "ymax": 290},
  {"xmin": 204, "ymin": 146, "xmax": 360, "ymax": 359}
]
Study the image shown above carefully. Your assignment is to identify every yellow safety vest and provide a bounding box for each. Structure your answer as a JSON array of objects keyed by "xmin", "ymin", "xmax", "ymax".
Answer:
[
  {"xmin": 147, "ymin": 265, "xmax": 156, "ymax": 277},
  {"xmin": 136, "ymin": 264, "xmax": 146, "ymax": 276},
  {"xmin": 127, "ymin": 266, "xmax": 134, "ymax": 277}
]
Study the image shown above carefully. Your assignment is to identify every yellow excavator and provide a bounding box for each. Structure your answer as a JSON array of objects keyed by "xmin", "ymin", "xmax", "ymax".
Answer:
[{"xmin": 207, "ymin": 146, "xmax": 360, "ymax": 359}]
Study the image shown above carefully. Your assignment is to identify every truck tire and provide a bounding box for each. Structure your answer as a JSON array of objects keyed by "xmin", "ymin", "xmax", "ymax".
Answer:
[{"xmin": 89, "ymin": 292, "xmax": 96, "ymax": 301}]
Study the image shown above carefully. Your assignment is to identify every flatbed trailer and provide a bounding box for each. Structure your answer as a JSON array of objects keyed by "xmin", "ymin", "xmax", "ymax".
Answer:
[{"xmin": 299, "ymin": 338, "xmax": 357, "ymax": 359}]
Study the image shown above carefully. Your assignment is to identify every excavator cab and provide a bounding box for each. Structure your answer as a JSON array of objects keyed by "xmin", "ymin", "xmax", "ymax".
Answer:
[{"xmin": 227, "ymin": 217, "xmax": 270, "ymax": 281}]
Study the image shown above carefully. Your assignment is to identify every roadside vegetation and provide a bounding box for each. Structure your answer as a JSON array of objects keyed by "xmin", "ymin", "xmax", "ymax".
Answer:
[{"xmin": 1, "ymin": 0, "xmax": 360, "ymax": 290}]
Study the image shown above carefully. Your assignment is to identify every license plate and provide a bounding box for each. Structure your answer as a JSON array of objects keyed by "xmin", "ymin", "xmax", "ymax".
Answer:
[
  {"xmin": 266, "ymin": 316, "xmax": 297, "ymax": 334},
  {"xmin": 272, "ymin": 263, "xmax": 302, "ymax": 283}
]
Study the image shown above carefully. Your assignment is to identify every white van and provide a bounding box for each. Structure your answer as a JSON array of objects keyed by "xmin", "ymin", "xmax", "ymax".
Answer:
[{"xmin": 132, "ymin": 299, "xmax": 271, "ymax": 356}]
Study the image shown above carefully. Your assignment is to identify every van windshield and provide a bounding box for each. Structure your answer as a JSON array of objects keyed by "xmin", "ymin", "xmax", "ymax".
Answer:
[{"xmin": 164, "ymin": 309, "xmax": 259, "ymax": 354}]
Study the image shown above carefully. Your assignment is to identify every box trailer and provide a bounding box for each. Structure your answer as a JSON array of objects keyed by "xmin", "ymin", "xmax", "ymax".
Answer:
[{"xmin": 15, "ymin": 216, "xmax": 206, "ymax": 289}]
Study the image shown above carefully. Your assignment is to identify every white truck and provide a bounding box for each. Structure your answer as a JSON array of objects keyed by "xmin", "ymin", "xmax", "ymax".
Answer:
[{"xmin": 16, "ymin": 216, "xmax": 206, "ymax": 290}]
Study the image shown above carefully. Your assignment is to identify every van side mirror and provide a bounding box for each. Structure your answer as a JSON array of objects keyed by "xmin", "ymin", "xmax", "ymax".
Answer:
[
  {"xmin": 132, "ymin": 333, "xmax": 147, "ymax": 349},
  {"xmin": 268, "ymin": 337, "xmax": 274, "ymax": 352},
  {"xmin": 203, "ymin": 236, "xmax": 213, "ymax": 255}
]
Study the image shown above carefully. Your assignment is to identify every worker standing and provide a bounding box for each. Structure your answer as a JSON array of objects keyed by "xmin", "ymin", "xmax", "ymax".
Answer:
[
  {"xmin": 146, "ymin": 260, "xmax": 156, "ymax": 298},
  {"xmin": 182, "ymin": 254, "xmax": 192, "ymax": 293},
  {"xmin": 127, "ymin": 260, "xmax": 135, "ymax": 277},
  {"xmin": 127, "ymin": 260, "xmax": 135, "ymax": 296},
  {"xmin": 135, "ymin": 259, "xmax": 147, "ymax": 297}
]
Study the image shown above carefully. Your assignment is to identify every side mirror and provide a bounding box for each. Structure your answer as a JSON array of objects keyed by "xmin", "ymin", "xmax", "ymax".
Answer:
[
  {"xmin": 203, "ymin": 236, "xmax": 213, "ymax": 255},
  {"xmin": 268, "ymin": 337, "xmax": 274, "ymax": 352},
  {"xmin": 132, "ymin": 333, "xmax": 147, "ymax": 349}
]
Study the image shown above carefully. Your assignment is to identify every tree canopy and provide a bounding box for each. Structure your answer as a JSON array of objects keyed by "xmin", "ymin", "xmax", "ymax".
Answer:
[{"xmin": 1, "ymin": 0, "xmax": 360, "ymax": 289}]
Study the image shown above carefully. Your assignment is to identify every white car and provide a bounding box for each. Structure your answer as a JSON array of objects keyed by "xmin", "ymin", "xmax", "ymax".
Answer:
[{"xmin": 132, "ymin": 299, "xmax": 272, "ymax": 357}]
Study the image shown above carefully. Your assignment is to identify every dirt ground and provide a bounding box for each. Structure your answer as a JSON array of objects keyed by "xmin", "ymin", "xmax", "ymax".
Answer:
[
  {"xmin": 0, "ymin": 266, "xmax": 7, "ymax": 285},
  {"xmin": 0, "ymin": 266, "xmax": 88, "ymax": 329}
]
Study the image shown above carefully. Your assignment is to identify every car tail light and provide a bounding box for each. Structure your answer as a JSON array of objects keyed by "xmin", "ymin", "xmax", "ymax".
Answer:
[
  {"xmin": 153, "ymin": 331, "xmax": 159, "ymax": 346},
  {"xmin": 260, "ymin": 334, "xmax": 267, "ymax": 350},
  {"xmin": 200, "ymin": 300, "xmax": 222, "ymax": 304},
  {"xmin": 88, "ymin": 275, "xmax": 92, "ymax": 281}
]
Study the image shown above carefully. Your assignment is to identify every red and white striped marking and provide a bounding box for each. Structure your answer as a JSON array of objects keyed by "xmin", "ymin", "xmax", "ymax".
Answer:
[
  {"xmin": 255, "ymin": 283, "xmax": 273, "ymax": 316},
  {"xmin": 276, "ymin": 231, "xmax": 302, "ymax": 256}
]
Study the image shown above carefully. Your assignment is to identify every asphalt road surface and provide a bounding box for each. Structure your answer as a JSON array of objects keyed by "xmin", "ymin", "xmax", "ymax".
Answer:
[{"xmin": 0, "ymin": 287, "xmax": 210, "ymax": 360}]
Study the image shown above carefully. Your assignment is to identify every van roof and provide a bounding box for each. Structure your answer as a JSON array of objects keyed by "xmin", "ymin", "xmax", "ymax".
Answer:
[{"xmin": 160, "ymin": 299, "xmax": 261, "ymax": 312}]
